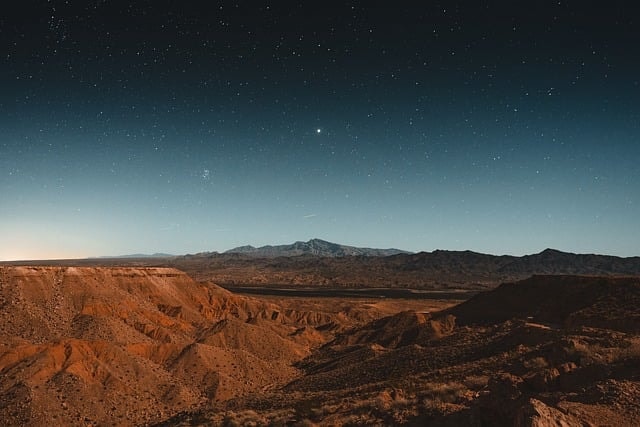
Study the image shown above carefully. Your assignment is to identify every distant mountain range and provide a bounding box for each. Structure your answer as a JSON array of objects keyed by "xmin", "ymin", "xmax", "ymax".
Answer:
[
  {"xmin": 224, "ymin": 238, "xmax": 410, "ymax": 258},
  {"xmin": 11, "ymin": 241, "xmax": 639, "ymax": 290},
  {"xmin": 172, "ymin": 246, "xmax": 640, "ymax": 289},
  {"xmin": 93, "ymin": 253, "xmax": 175, "ymax": 259}
]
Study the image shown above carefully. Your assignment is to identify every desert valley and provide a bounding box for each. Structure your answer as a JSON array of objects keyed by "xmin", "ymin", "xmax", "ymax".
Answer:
[
  {"xmin": 4, "ymin": 1, "xmax": 640, "ymax": 426},
  {"xmin": 1, "ymin": 242, "xmax": 640, "ymax": 426}
]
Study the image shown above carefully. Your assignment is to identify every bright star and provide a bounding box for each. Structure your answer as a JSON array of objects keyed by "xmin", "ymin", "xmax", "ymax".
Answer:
[{"xmin": 316, "ymin": 128, "xmax": 322, "ymax": 134}]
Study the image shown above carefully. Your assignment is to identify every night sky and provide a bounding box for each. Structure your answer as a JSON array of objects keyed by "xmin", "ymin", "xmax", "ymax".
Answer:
[{"xmin": 2, "ymin": 1, "xmax": 639, "ymax": 260}]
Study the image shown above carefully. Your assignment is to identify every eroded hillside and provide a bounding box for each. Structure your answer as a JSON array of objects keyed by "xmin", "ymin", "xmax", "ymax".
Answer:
[
  {"xmin": 179, "ymin": 276, "xmax": 640, "ymax": 426},
  {"xmin": 0, "ymin": 266, "xmax": 428, "ymax": 426},
  {"xmin": 3, "ymin": 268, "xmax": 639, "ymax": 426}
]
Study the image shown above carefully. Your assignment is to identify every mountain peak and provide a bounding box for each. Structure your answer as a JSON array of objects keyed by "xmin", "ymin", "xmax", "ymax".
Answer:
[
  {"xmin": 537, "ymin": 248, "xmax": 570, "ymax": 257},
  {"xmin": 225, "ymin": 239, "xmax": 410, "ymax": 258}
]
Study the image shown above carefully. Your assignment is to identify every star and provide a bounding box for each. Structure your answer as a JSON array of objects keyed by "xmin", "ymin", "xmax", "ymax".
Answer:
[{"xmin": 316, "ymin": 128, "xmax": 322, "ymax": 134}]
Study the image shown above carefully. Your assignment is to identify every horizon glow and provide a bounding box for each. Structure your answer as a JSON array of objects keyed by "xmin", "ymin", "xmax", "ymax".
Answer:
[{"xmin": 2, "ymin": 3, "xmax": 639, "ymax": 260}]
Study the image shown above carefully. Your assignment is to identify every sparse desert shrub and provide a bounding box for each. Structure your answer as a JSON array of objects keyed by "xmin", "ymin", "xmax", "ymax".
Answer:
[
  {"xmin": 222, "ymin": 411, "xmax": 240, "ymax": 427},
  {"xmin": 419, "ymin": 381, "xmax": 468, "ymax": 404},
  {"xmin": 618, "ymin": 340, "xmax": 640, "ymax": 361},
  {"xmin": 221, "ymin": 410, "xmax": 267, "ymax": 427},
  {"xmin": 293, "ymin": 399, "xmax": 323, "ymax": 423},
  {"xmin": 320, "ymin": 404, "xmax": 339, "ymax": 416},
  {"xmin": 342, "ymin": 413, "xmax": 377, "ymax": 426},
  {"xmin": 391, "ymin": 395, "xmax": 411, "ymax": 408},
  {"xmin": 462, "ymin": 375, "xmax": 489, "ymax": 390},
  {"xmin": 292, "ymin": 419, "xmax": 316, "ymax": 427}
]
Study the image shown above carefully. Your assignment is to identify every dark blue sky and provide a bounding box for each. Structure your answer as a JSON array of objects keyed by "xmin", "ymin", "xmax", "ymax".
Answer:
[{"xmin": 1, "ymin": 1, "xmax": 639, "ymax": 260}]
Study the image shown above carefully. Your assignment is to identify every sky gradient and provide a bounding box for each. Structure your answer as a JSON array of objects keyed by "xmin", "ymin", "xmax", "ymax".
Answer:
[{"xmin": 2, "ymin": 2, "xmax": 639, "ymax": 260}]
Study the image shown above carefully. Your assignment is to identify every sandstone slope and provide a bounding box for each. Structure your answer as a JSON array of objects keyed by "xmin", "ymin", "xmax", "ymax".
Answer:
[{"xmin": 0, "ymin": 266, "xmax": 384, "ymax": 426}]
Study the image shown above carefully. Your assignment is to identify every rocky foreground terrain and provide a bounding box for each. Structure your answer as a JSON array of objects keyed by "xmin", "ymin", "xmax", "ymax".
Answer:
[
  {"xmin": 0, "ymin": 266, "xmax": 443, "ymax": 426},
  {"xmin": 1, "ymin": 266, "xmax": 639, "ymax": 426},
  {"xmin": 168, "ymin": 275, "xmax": 640, "ymax": 426}
]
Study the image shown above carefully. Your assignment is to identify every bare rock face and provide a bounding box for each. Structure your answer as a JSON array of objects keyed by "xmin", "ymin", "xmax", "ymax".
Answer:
[{"xmin": 515, "ymin": 398, "xmax": 582, "ymax": 427}]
